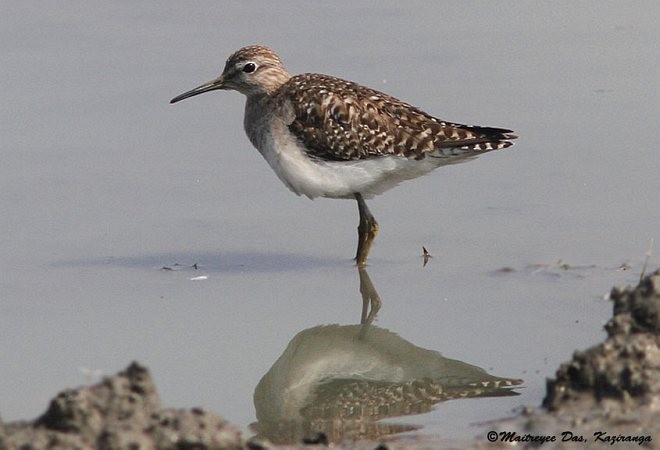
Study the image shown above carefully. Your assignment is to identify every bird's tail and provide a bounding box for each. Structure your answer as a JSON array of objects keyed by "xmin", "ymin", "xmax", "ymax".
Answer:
[
  {"xmin": 428, "ymin": 125, "xmax": 517, "ymax": 160},
  {"xmin": 456, "ymin": 125, "xmax": 517, "ymax": 151}
]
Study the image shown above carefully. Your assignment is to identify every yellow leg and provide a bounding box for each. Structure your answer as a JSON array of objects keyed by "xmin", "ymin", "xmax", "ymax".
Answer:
[
  {"xmin": 354, "ymin": 193, "xmax": 379, "ymax": 267},
  {"xmin": 357, "ymin": 266, "xmax": 382, "ymax": 339}
]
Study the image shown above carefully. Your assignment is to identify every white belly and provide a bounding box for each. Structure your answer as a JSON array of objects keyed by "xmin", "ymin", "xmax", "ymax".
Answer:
[
  {"xmin": 244, "ymin": 105, "xmax": 474, "ymax": 200},
  {"xmin": 250, "ymin": 120, "xmax": 450, "ymax": 200}
]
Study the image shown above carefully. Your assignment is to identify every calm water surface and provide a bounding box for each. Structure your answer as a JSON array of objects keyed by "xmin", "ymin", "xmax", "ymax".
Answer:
[{"xmin": 1, "ymin": 0, "xmax": 658, "ymax": 443}]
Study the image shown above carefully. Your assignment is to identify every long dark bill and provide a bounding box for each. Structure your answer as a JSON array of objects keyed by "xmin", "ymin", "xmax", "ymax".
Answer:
[{"xmin": 170, "ymin": 76, "xmax": 224, "ymax": 104}]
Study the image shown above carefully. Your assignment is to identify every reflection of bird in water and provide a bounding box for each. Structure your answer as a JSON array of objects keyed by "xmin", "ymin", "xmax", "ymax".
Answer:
[
  {"xmin": 253, "ymin": 268, "xmax": 523, "ymax": 444},
  {"xmin": 253, "ymin": 325, "xmax": 522, "ymax": 443}
]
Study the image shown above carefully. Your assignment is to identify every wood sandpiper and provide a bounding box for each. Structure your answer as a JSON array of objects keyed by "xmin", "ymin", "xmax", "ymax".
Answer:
[{"xmin": 170, "ymin": 45, "xmax": 517, "ymax": 266}]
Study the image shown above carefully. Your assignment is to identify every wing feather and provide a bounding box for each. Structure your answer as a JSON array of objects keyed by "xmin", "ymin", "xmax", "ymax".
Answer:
[{"xmin": 280, "ymin": 74, "xmax": 516, "ymax": 161}]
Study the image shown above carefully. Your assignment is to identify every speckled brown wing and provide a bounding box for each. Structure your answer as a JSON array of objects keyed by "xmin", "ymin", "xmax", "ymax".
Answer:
[{"xmin": 282, "ymin": 73, "xmax": 517, "ymax": 162}]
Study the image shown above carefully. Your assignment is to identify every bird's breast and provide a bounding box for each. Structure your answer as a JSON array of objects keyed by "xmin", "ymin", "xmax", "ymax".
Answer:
[{"xmin": 241, "ymin": 97, "xmax": 443, "ymax": 200}]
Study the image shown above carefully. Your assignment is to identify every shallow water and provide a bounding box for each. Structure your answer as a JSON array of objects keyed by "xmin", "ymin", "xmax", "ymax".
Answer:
[{"xmin": 1, "ymin": 0, "xmax": 658, "ymax": 443}]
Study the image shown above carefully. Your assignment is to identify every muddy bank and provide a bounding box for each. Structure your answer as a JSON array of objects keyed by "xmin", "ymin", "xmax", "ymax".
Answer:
[
  {"xmin": 478, "ymin": 269, "xmax": 660, "ymax": 449},
  {"xmin": 0, "ymin": 362, "xmax": 243, "ymax": 450},
  {"xmin": 2, "ymin": 270, "xmax": 659, "ymax": 449}
]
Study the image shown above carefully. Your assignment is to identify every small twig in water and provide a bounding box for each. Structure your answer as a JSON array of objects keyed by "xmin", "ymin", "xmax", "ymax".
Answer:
[{"xmin": 640, "ymin": 238, "xmax": 654, "ymax": 283}]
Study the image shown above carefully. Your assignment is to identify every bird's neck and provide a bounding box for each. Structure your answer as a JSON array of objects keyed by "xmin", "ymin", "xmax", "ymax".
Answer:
[{"xmin": 244, "ymin": 94, "xmax": 274, "ymax": 151}]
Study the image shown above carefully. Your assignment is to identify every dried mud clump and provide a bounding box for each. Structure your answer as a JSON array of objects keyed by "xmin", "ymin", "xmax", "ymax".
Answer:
[
  {"xmin": 474, "ymin": 270, "xmax": 660, "ymax": 450},
  {"xmin": 544, "ymin": 269, "xmax": 660, "ymax": 408},
  {"xmin": 0, "ymin": 362, "xmax": 243, "ymax": 450}
]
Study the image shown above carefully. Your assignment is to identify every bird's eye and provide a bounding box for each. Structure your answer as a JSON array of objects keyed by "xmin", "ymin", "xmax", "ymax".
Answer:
[{"xmin": 242, "ymin": 62, "xmax": 257, "ymax": 73}]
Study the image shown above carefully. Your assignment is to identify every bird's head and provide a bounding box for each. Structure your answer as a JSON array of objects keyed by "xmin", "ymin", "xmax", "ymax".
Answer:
[{"xmin": 170, "ymin": 45, "xmax": 290, "ymax": 103}]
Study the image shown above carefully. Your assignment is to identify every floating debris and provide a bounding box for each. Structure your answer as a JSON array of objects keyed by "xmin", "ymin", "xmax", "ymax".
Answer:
[
  {"xmin": 161, "ymin": 262, "xmax": 201, "ymax": 271},
  {"xmin": 422, "ymin": 246, "xmax": 432, "ymax": 267},
  {"xmin": 617, "ymin": 261, "xmax": 631, "ymax": 271},
  {"xmin": 190, "ymin": 275, "xmax": 208, "ymax": 281}
]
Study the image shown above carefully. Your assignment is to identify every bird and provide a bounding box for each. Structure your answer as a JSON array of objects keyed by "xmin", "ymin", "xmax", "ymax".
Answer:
[{"xmin": 170, "ymin": 45, "xmax": 517, "ymax": 266}]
